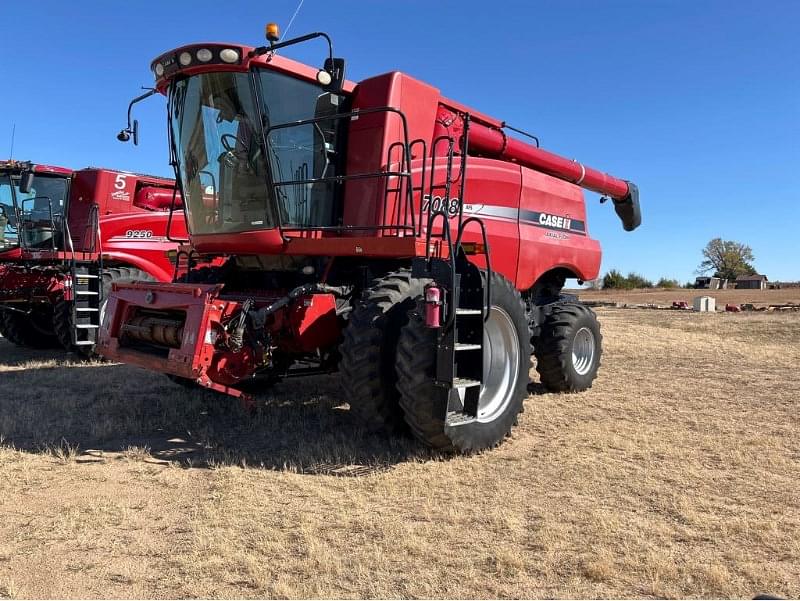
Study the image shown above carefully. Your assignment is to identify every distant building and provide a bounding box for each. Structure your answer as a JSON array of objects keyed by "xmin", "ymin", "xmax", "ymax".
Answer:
[
  {"xmin": 695, "ymin": 276, "xmax": 728, "ymax": 290},
  {"xmin": 735, "ymin": 274, "xmax": 768, "ymax": 290}
]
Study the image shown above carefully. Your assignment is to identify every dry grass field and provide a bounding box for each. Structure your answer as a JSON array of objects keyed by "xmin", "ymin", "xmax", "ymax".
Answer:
[{"xmin": 0, "ymin": 307, "xmax": 798, "ymax": 598}]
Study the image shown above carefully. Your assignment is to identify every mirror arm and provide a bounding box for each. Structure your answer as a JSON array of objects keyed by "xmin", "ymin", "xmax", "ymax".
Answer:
[
  {"xmin": 118, "ymin": 88, "xmax": 157, "ymax": 144},
  {"xmin": 251, "ymin": 31, "xmax": 334, "ymax": 67}
]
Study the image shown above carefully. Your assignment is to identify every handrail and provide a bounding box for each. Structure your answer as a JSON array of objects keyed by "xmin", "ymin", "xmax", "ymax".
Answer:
[
  {"xmin": 455, "ymin": 217, "xmax": 492, "ymax": 323},
  {"xmin": 265, "ymin": 106, "xmax": 416, "ymax": 236},
  {"xmin": 165, "ymin": 183, "xmax": 189, "ymax": 243}
]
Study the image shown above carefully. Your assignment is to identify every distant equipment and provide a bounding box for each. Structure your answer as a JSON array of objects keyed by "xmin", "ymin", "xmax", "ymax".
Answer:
[{"xmin": 693, "ymin": 296, "xmax": 716, "ymax": 312}]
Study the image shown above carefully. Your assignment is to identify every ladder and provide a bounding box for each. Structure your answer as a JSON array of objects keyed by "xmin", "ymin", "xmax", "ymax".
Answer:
[
  {"xmin": 412, "ymin": 245, "xmax": 488, "ymax": 427},
  {"xmin": 412, "ymin": 111, "xmax": 496, "ymax": 427},
  {"xmin": 70, "ymin": 263, "xmax": 103, "ymax": 347}
]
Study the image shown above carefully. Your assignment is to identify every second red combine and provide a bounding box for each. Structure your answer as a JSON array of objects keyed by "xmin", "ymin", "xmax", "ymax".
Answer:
[
  {"xmin": 100, "ymin": 26, "xmax": 641, "ymax": 452},
  {"xmin": 0, "ymin": 161, "xmax": 187, "ymax": 356}
]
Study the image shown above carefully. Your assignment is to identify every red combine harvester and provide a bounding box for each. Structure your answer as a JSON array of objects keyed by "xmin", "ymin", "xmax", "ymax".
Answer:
[
  {"xmin": 0, "ymin": 160, "xmax": 187, "ymax": 356},
  {"xmin": 100, "ymin": 27, "xmax": 641, "ymax": 452}
]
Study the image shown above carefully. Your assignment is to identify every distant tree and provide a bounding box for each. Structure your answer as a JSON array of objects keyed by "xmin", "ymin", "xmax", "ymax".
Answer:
[
  {"xmin": 602, "ymin": 269, "xmax": 627, "ymax": 289},
  {"xmin": 602, "ymin": 270, "xmax": 653, "ymax": 289},
  {"xmin": 656, "ymin": 277, "xmax": 680, "ymax": 288},
  {"xmin": 698, "ymin": 238, "xmax": 756, "ymax": 281},
  {"xmin": 684, "ymin": 280, "xmax": 696, "ymax": 289},
  {"xmin": 626, "ymin": 272, "xmax": 654, "ymax": 289}
]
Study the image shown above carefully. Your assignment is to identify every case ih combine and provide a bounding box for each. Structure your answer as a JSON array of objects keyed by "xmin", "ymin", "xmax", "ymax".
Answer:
[
  {"xmin": 0, "ymin": 160, "xmax": 186, "ymax": 356},
  {"xmin": 100, "ymin": 27, "xmax": 641, "ymax": 452}
]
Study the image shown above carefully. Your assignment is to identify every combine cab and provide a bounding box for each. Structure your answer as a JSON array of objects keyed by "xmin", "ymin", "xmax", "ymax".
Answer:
[
  {"xmin": 100, "ymin": 27, "xmax": 641, "ymax": 452},
  {"xmin": 0, "ymin": 161, "xmax": 188, "ymax": 356}
]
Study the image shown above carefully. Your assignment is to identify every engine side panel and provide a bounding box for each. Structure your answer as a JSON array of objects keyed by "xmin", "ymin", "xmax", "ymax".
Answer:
[
  {"xmin": 99, "ymin": 211, "xmax": 190, "ymax": 282},
  {"xmin": 516, "ymin": 168, "xmax": 601, "ymax": 289}
]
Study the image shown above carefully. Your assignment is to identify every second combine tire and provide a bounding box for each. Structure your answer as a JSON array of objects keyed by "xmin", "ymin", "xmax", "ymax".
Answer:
[
  {"xmin": 0, "ymin": 309, "xmax": 60, "ymax": 349},
  {"xmin": 396, "ymin": 272, "xmax": 531, "ymax": 453},
  {"xmin": 54, "ymin": 266, "xmax": 154, "ymax": 358},
  {"xmin": 339, "ymin": 270, "xmax": 428, "ymax": 432},
  {"xmin": 534, "ymin": 302, "xmax": 602, "ymax": 392}
]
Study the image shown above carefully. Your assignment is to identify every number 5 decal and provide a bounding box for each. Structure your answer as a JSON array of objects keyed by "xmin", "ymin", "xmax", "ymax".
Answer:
[{"xmin": 114, "ymin": 173, "xmax": 128, "ymax": 190}]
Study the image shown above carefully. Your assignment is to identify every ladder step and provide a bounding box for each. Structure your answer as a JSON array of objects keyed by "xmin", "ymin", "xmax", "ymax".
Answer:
[
  {"xmin": 75, "ymin": 307, "xmax": 99, "ymax": 312},
  {"xmin": 455, "ymin": 308, "xmax": 482, "ymax": 315},
  {"xmin": 453, "ymin": 377, "xmax": 481, "ymax": 388},
  {"xmin": 74, "ymin": 324, "xmax": 99, "ymax": 329},
  {"xmin": 75, "ymin": 291, "xmax": 99, "ymax": 296},
  {"xmin": 454, "ymin": 343, "xmax": 481, "ymax": 351},
  {"xmin": 74, "ymin": 341, "xmax": 95, "ymax": 346},
  {"xmin": 75, "ymin": 274, "xmax": 99, "ymax": 279}
]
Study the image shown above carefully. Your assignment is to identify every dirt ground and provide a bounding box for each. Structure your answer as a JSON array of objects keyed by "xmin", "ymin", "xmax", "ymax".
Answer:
[
  {"xmin": 0, "ymin": 308, "xmax": 798, "ymax": 599},
  {"xmin": 573, "ymin": 286, "xmax": 800, "ymax": 307}
]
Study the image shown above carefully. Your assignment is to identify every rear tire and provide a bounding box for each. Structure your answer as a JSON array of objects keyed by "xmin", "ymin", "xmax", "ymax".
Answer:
[
  {"xmin": 396, "ymin": 272, "xmax": 531, "ymax": 452},
  {"xmin": 534, "ymin": 302, "xmax": 602, "ymax": 392},
  {"xmin": 54, "ymin": 266, "xmax": 154, "ymax": 358},
  {"xmin": 0, "ymin": 309, "xmax": 59, "ymax": 349},
  {"xmin": 339, "ymin": 269, "xmax": 429, "ymax": 431}
]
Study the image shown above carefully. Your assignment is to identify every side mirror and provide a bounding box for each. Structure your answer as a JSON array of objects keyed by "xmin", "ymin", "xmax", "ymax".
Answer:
[
  {"xmin": 18, "ymin": 171, "xmax": 34, "ymax": 194},
  {"xmin": 116, "ymin": 120, "xmax": 139, "ymax": 145},
  {"xmin": 323, "ymin": 57, "xmax": 346, "ymax": 92}
]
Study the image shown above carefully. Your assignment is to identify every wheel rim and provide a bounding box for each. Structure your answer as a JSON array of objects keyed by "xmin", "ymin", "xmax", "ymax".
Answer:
[
  {"xmin": 477, "ymin": 306, "xmax": 520, "ymax": 423},
  {"xmin": 571, "ymin": 326, "xmax": 595, "ymax": 375}
]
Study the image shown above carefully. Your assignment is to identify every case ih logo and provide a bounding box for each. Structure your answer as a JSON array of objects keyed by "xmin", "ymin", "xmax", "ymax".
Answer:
[
  {"xmin": 111, "ymin": 190, "xmax": 131, "ymax": 201},
  {"xmin": 538, "ymin": 212, "xmax": 572, "ymax": 230},
  {"xmin": 531, "ymin": 211, "xmax": 586, "ymax": 234}
]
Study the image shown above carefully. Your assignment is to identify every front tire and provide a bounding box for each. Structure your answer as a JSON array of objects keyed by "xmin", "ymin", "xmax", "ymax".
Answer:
[
  {"xmin": 339, "ymin": 269, "xmax": 429, "ymax": 431},
  {"xmin": 0, "ymin": 309, "xmax": 60, "ymax": 349},
  {"xmin": 396, "ymin": 272, "xmax": 531, "ymax": 452},
  {"xmin": 533, "ymin": 302, "xmax": 602, "ymax": 392}
]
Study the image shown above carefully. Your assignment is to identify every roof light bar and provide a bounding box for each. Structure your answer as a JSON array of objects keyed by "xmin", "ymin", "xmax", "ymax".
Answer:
[{"xmin": 150, "ymin": 46, "xmax": 244, "ymax": 81}]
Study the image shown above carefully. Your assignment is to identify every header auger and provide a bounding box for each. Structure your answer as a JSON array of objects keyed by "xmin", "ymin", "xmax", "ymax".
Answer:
[{"xmin": 100, "ymin": 25, "xmax": 641, "ymax": 453}]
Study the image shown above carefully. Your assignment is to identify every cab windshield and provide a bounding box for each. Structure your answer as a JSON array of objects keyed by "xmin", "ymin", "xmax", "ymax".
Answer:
[
  {"xmin": 0, "ymin": 173, "xmax": 68, "ymax": 250},
  {"xmin": 169, "ymin": 69, "xmax": 342, "ymax": 236}
]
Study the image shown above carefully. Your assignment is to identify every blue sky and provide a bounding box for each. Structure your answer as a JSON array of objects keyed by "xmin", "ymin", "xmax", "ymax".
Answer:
[{"xmin": 0, "ymin": 1, "xmax": 797, "ymax": 281}]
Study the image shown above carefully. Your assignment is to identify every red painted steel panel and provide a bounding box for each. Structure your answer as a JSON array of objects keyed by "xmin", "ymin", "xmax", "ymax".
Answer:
[{"xmin": 516, "ymin": 168, "xmax": 601, "ymax": 288}]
